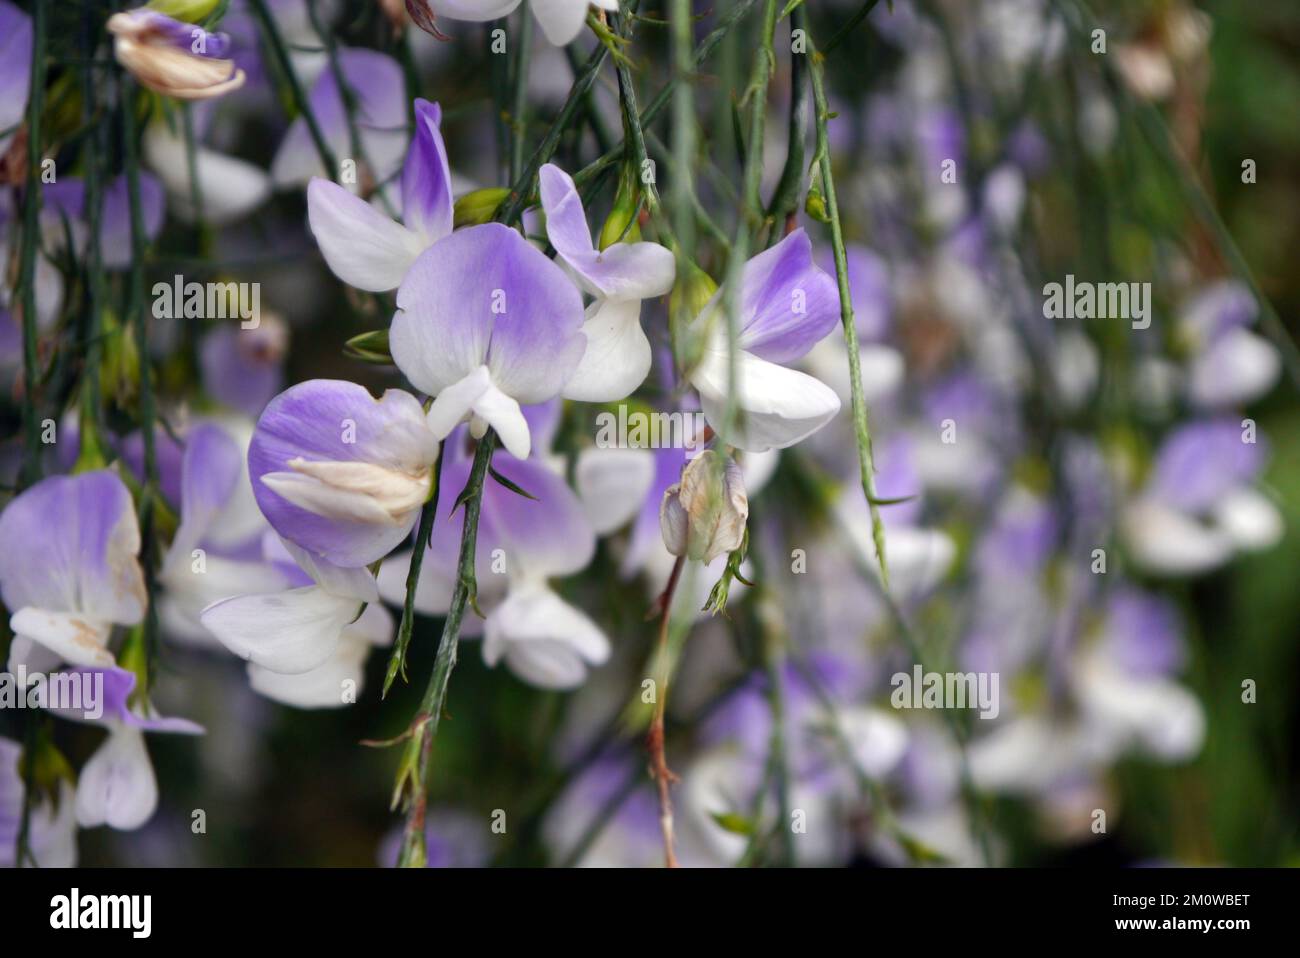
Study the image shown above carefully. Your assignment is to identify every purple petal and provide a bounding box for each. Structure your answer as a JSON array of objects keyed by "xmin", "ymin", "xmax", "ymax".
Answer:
[
  {"xmin": 0, "ymin": 2, "xmax": 32, "ymax": 150},
  {"xmin": 101, "ymin": 173, "xmax": 165, "ymax": 270},
  {"xmin": 0, "ymin": 470, "xmax": 146, "ymax": 624},
  {"xmin": 248, "ymin": 380, "xmax": 437, "ymax": 567},
  {"xmin": 119, "ymin": 426, "xmax": 186, "ymax": 510},
  {"xmin": 539, "ymin": 163, "xmax": 675, "ymax": 300},
  {"xmin": 1147, "ymin": 418, "xmax": 1265, "ymax": 513},
  {"xmin": 726, "ymin": 229, "xmax": 840, "ymax": 364},
  {"xmin": 1101, "ymin": 588, "xmax": 1184, "ymax": 678},
  {"xmin": 199, "ymin": 321, "xmax": 286, "ymax": 418},
  {"xmin": 401, "ymin": 99, "xmax": 453, "ymax": 243},
  {"xmin": 170, "ymin": 423, "xmax": 243, "ymax": 561},
  {"xmin": 480, "ymin": 457, "xmax": 594, "ymax": 579},
  {"xmin": 392, "ymin": 224, "xmax": 586, "ymax": 403}
]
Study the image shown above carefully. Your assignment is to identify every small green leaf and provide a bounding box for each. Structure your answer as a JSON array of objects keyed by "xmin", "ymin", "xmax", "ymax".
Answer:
[
  {"xmin": 710, "ymin": 811, "xmax": 758, "ymax": 836},
  {"xmin": 489, "ymin": 465, "xmax": 539, "ymax": 500}
]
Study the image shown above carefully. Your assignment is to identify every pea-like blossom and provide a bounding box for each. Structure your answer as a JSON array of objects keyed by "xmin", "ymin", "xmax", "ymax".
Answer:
[
  {"xmin": 306, "ymin": 98, "xmax": 453, "ymax": 291},
  {"xmin": 0, "ymin": 471, "xmax": 146, "ymax": 677},
  {"xmin": 539, "ymin": 163, "xmax": 675, "ymax": 401},
  {"xmin": 687, "ymin": 229, "xmax": 844, "ymax": 452},
  {"xmin": 247, "ymin": 379, "xmax": 441, "ymax": 568},
  {"xmin": 1121, "ymin": 418, "xmax": 1282, "ymax": 576},
  {"xmin": 107, "ymin": 9, "xmax": 246, "ymax": 101},
  {"xmin": 390, "ymin": 224, "xmax": 587, "ymax": 460},
  {"xmin": 46, "ymin": 667, "xmax": 203, "ymax": 831}
]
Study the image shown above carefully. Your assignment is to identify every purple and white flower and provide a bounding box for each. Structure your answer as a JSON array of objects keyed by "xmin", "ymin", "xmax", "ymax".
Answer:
[
  {"xmin": 687, "ymin": 230, "xmax": 844, "ymax": 452},
  {"xmin": 306, "ymin": 98, "xmax": 453, "ymax": 291},
  {"xmin": 200, "ymin": 534, "xmax": 384, "ymax": 679},
  {"xmin": 0, "ymin": 471, "xmax": 146, "ymax": 677},
  {"xmin": 390, "ymin": 224, "xmax": 587, "ymax": 460},
  {"xmin": 539, "ymin": 163, "xmax": 675, "ymax": 401},
  {"xmin": 247, "ymin": 379, "xmax": 440, "ymax": 568},
  {"xmin": 107, "ymin": 9, "xmax": 246, "ymax": 101},
  {"xmin": 1121, "ymin": 418, "xmax": 1282, "ymax": 576},
  {"xmin": 272, "ymin": 47, "xmax": 407, "ymax": 193},
  {"xmin": 47, "ymin": 666, "xmax": 203, "ymax": 831}
]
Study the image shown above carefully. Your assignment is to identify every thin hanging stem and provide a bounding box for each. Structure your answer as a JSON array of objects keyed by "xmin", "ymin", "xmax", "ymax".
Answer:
[
  {"xmin": 396, "ymin": 432, "xmax": 496, "ymax": 867},
  {"xmin": 17, "ymin": 0, "xmax": 48, "ymax": 491},
  {"xmin": 806, "ymin": 34, "xmax": 891, "ymax": 588}
]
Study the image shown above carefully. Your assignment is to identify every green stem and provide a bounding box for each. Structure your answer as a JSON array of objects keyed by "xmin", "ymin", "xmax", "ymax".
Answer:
[
  {"xmin": 383, "ymin": 442, "xmax": 445, "ymax": 697},
  {"xmin": 717, "ymin": 0, "xmax": 779, "ymax": 441},
  {"xmin": 667, "ymin": 0, "xmax": 693, "ymax": 255},
  {"xmin": 250, "ymin": 0, "xmax": 339, "ymax": 180},
  {"xmin": 495, "ymin": 42, "xmax": 610, "ymax": 226},
  {"xmin": 120, "ymin": 79, "xmax": 163, "ymax": 688},
  {"xmin": 807, "ymin": 36, "xmax": 890, "ymax": 588},
  {"xmin": 765, "ymin": 4, "xmax": 809, "ymax": 243},
  {"xmin": 17, "ymin": 0, "xmax": 48, "ymax": 491},
  {"xmin": 824, "ymin": 0, "xmax": 884, "ymax": 55},
  {"xmin": 508, "ymin": 11, "xmax": 534, "ymax": 184},
  {"xmin": 396, "ymin": 432, "xmax": 496, "ymax": 867},
  {"xmin": 565, "ymin": 0, "xmax": 764, "ymax": 201}
]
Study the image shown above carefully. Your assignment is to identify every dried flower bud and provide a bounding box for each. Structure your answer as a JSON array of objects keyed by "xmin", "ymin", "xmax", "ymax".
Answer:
[
  {"xmin": 660, "ymin": 450, "xmax": 749, "ymax": 563},
  {"xmin": 107, "ymin": 9, "xmax": 245, "ymax": 101}
]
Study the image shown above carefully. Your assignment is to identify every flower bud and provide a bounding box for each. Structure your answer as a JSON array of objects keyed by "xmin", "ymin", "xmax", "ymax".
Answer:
[
  {"xmin": 107, "ymin": 9, "xmax": 245, "ymax": 101},
  {"xmin": 453, "ymin": 187, "xmax": 511, "ymax": 228},
  {"xmin": 668, "ymin": 257, "xmax": 718, "ymax": 375},
  {"xmin": 660, "ymin": 450, "xmax": 749, "ymax": 563},
  {"xmin": 598, "ymin": 162, "xmax": 643, "ymax": 251},
  {"xmin": 145, "ymin": 0, "xmax": 222, "ymax": 23}
]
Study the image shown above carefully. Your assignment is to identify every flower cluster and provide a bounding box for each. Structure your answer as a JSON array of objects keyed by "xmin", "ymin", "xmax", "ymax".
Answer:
[{"xmin": 0, "ymin": 0, "xmax": 1293, "ymax": 870}]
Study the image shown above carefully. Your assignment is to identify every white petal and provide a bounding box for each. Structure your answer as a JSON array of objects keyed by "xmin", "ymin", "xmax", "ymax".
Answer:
[
  {"xmin": 75, "ymin": 726, "xmax": 158, "ymax": 831},
  {"xmin": 483, "ymin": 582, "xmax": 609, "ymax": 690},
  {"xmin": 248, "ymin": 635, "xmax": 371, "ymax": 709},
  {"xmin": 1122, "ymin": 499, "xmax": 1233, "ymax": 576},
  {"xmin": 837, "ymin": 707, "xmax": 910, "ymax": 779},
  {"xmin": 280, "ymin": 539, "xmax": 381, "ymax": 603},
  {"xmin": 199, "ymin": 586, "xmax": 359, "ymax": 674},
  {"xmin": 428, "ymin": 0, "xmax": 522, "ymax": 21},
  {"xmin": 561, "ymin": 298, "xmax": 651, "ymax": 402},
  {"xmin": 1189, "ymin": 328, "xmax": 1281, "ymax": 408},
  {"xmin": 260, "ymin": 471, "xmax": 397, "ymax": 527},
  {"xmin": 529, "ymin": 0, "xmax": 591, "ymax": 46},
  {"xmin": 306, "ymin": 177, "xmax": 425, "ymax": 291},
  {"xmin": 574, "ymin": 446, "xmax": 655, "ymax": 534},
  {"xmin": 8, "ymin": 608, "xmax": 114, "ymax": 670},
  {"xmin": 144, "ymin": 122, "xmax": 271, "ymax": 225},
  {"xmin": 471, "ymin": 382, "xmax": 531, "ymax": 460},
  {"xmin": 425, "ymin": 365, "xmax": 492, "ymax": 440},
  {"xmin": 1211, "ymin": 487, "xmax": 1284, "ymax": 552},
  {"xmin": 1076, "ymin": 656, "xmax": 1205, "ymax": 760},
  {"xmin": 693, "ymin": 347, "xmax": 842, "ymax": 452}
]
